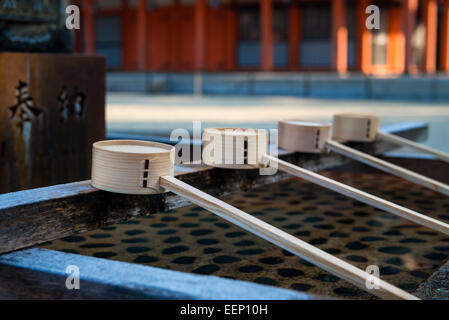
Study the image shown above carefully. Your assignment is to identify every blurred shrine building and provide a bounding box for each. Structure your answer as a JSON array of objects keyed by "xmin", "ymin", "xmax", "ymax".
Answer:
[{"xmin": 74, "ymin": 0, "xmax": 449, "ymax": 75}]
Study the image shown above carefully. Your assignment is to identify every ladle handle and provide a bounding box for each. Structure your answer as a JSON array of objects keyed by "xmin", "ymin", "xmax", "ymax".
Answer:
[
  {"xmin": 160, "ymin": 175, "xmax": 418, "ymax": 300},
  {"xmin": 377, "ymin": 131, "xmax": 449, "ymax": 164},
  {"xmin": 263, "ymin": 154, "xmax": 449, "ymax": 236},
  {"xmin": 326, "ymin": 139, "xmax": 449, "ymax": 197}
]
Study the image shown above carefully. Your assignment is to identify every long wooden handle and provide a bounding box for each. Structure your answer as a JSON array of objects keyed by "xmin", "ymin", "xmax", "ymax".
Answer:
[
  {"xmin": 160, "ymin": 175, "xmax": 418, "ymax": 300},
  {"xmin": 378, "ymin": 131, "xmax": 449, "ymax": 164},
  {"xmin": 263, "ymin": 154, "xmax": 449, "ymax": 236},
  {"xmin": 326, "ymin": 139, "xmax": 449, "ymax": 197}
]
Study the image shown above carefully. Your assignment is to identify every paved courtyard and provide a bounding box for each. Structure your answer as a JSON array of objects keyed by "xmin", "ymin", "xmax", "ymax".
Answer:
[{"xmin": 107, "ymin": 93, "xmax": 449, "ymax": 154}]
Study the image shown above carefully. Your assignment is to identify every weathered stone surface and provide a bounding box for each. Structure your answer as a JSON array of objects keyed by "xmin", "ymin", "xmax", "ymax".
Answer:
[
  {"xmin": 0, "ymin": 248, "xmax": 323, "ymax": 300},
  {"xmin": 415, "ymin": 260, "xmax": 449, "ymax": 300}
]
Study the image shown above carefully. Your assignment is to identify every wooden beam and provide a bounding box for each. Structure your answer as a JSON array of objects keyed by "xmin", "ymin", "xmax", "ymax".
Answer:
[
  {"xmin": 0, "ymin": 123, "xmax": 429, "ymax": 255},
  {"xmin": 423, "ymin": 0, "xmax": 438, "ymax": 74},
  {"xmin": 195, "ymin": 0, "xmax": 207, "ymax": 71},
  {"xmin": 440, "ymin": 0, "xmax": 449, "ymax": 72},
  {"xmin": 0, "ymin": 248, "xmax": 321, "ymax": 300},
  {"xmin": 260, "ymin": 0, "xmax": 273, "ymax": 71},
  {"xmin": 331, "ymin": 0, "xmax": 348, "ymax": 74},
  {"xmin": 137, "ymin": 0, "xmax": 148, "ymax": 71},
  {"xmin": 82, "ymin": 0, "xmax": 96, "ymax": 55}
]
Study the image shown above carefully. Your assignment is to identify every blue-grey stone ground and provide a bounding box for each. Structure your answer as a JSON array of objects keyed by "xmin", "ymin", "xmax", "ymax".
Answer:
[{"xmin": 106, "ymin": 94, "xmax": 449, "ymax": 154}]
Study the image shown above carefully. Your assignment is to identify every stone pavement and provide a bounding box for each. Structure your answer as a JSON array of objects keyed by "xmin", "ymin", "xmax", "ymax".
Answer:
[{"xmin": 106, "ymin": 93, "xmax": 449, "ymax": 154}]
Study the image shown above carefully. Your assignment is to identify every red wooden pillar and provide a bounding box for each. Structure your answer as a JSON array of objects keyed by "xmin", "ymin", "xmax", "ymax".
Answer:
[
  {"xmin": 289, "ymin": 5, "xmax": 301, "ymax": 70},
  {"xmin": 261, "ymin": 0, "xmax": 273, "ymax": 71},
  {"xmin": 388, "ymin": 6, "xmax": 406, "ymax": 74},
  {"xmin": 121, "ymin": 0, "xmax": 129, "ymax": 69},
  {"xmin": 402, "ymin": 0, "xmax": 418, "ymax": 73},
  {"xmin": 137, "ymin": 0, "xmax": 148, "ymax": 71},
  {"xmin": 83, "ymin": 0, "xmax": 95, "ymax": 55},
  {"xmin": 423, "ymin": 0, "xmax": 438, "ymax": 74},
  {"xmin": 331, "ymin": 0, "xmax": 348, "ymax": 73},
  {"xmin": 227, "ymin": 6, "xmax": 238, "ymax": 71},
  {"xmin": 171, "ymin": 0, "xmax": 180, "ymax": 71},
  {"xmin": 357, "ymin": 0, "xmax": 371, "ymax": 74},
  {"xmin": 440, "ymin": 0, "xmax": 449, "ymax": 72},
  {"xmin": 195, "ymin": 0, "xmax": 207, "ymax": 71}
]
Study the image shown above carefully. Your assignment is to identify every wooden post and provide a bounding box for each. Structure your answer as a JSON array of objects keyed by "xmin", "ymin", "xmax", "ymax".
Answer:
[
  {"xmin": 357, "ymin": 0, "xmax": 371, "ymax": 74},
  {"xmin": 331, "ymin": 0, "xmax": 348, "ymax": 74},
  {"xmin": 402, "ymin": 0, "xmax": 418, "ymax": 73},
  {"xmin": 289, "ymin": 5, "xmax": 301, "ymax": 70},
  {"xmin": 440, "ymin": 0, "xmax": 449, "ymax": 72},
  {"xmin": 83, "ymin": 0, "xmax": 96, "ymax": 55},
  {"xmin": 423, "ymin": 0, "xmax": 438, "ymax": 74},
  {"xmin": 261, "ymin": 0, "xmax": 273, "ymax": 71},
  {"xmin": 137, "ymin": 0, "xmax": 148, "ymax": 71},
  {"xmin": 195, "ymin": 0, "xmax": 207, "ymax": 71}
]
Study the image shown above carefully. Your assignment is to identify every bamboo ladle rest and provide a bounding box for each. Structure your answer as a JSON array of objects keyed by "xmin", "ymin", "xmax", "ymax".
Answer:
[
  {"xmin": 91, "ymin": 139, "xmax": 416, "ymax": 300},
  {"xmin": 277, "ymin": 120, "xmax": 449, "ymax": 236},
  {"xmin": 328, "ymin": 113, "xmax": 449, "ymax": 197},
  {"xmin": 201, "ymin": 129, "xmax": 417, "ymax": 300}
]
